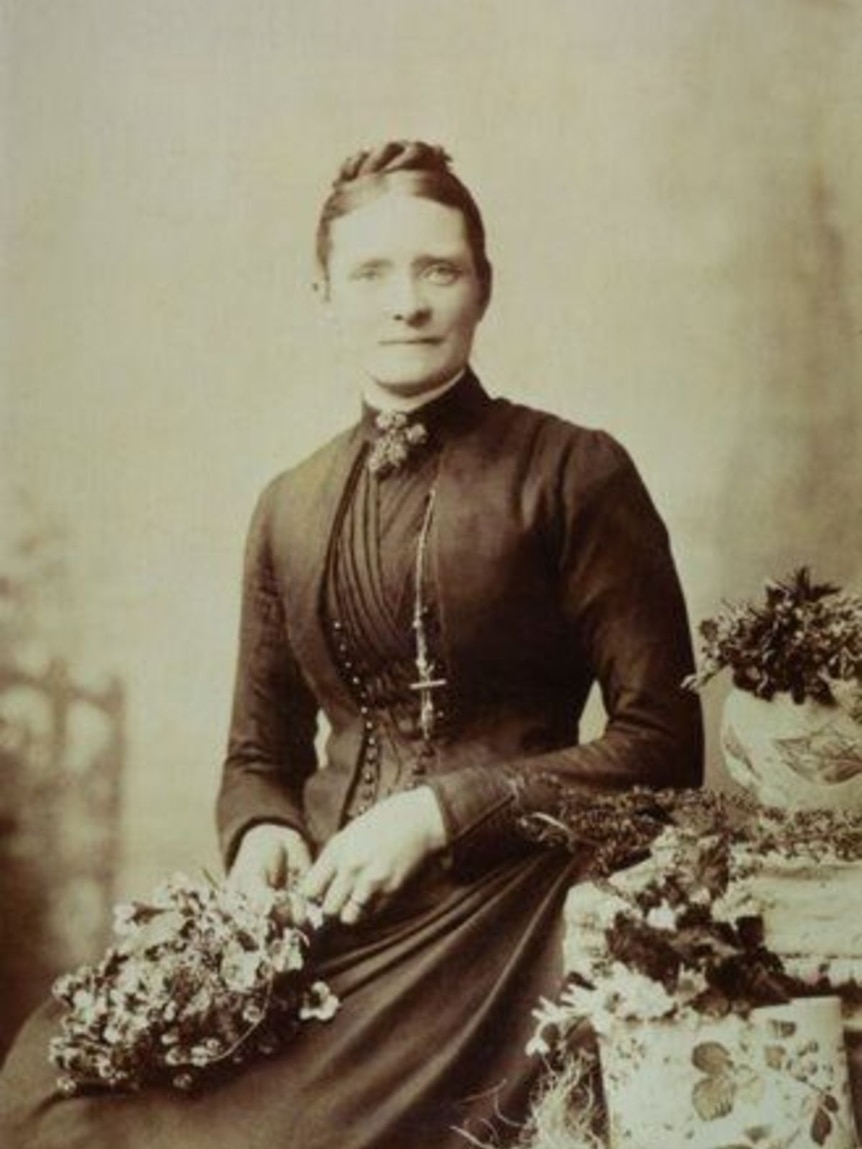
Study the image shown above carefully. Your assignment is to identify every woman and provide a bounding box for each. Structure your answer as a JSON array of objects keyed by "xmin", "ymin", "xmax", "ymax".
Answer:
[{"xmin": 0, "ymin": 140, "xmax": 703, "ymax": 1149}]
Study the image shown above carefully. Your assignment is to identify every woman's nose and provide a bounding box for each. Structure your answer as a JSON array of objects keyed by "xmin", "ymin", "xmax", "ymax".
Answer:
[{"xmin": 385, "ymin": 274, "xmax": 429, "ymax": 322}]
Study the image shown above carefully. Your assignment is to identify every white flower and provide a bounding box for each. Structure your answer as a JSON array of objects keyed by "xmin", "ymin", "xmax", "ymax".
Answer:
[
  {"xmin": 112, "ymin": 904, "xmax": 139, "ymax": 934},
  {"xmin": 71, "ymin": 988, "xmax": 96, "ymax": 1012},
  {"xmin": 532, "ymin": 993, "xmax": 575, "ymax": 1030},
  {"xmin": 269, "ymin": 933, "xmax": 304, "ymax": 974},
  {"xmin": 821, "ymin": 957, "xmax": 859, "ymax": 986},
  {"xmin": 52, "ymin": 973, "xmax": 77, "ymax": 1001},
  {"xmin": 687, "ymin": 885, "xmax": 713, "ymax": 907},
  {"xmin": 299, "ymin": 982, "xmax": 340, "ymax": 1022},
  {"xmin": 242, "ymin": 1002, "xmax": 265, "ymax": 1026},
  {"xmin": 645, "ymin": 901, "xmax": 678, "ymax": 931},
  {"xmin": 646, "ymin": 827, "xmax": 683, "ymax": 867},
  {"xmin": 596, "ymin": 964, "xmax": 677, "ymax": 1028},
  {"xmin": 152, "ymin": 872, "xmax": 192, "ymax": 905},
  {"xmin": 220, "ymin": 944, "xmax": 265, "ymax": 992},
  {"xmin": 712, "ymin": 879, "xmax": 763, "ymax": 923},
  {"xmin": 565, "ymin": 881, "xmax": 628, "ymax": 930},
  {"xmin": 675, "ymin": 968, "xmax": 708, "ymax": 1006},
  {"xmin": 290, "ymin": 892, "xmax": 325, "ymax": 931},
  {"xmin": 526, "ymin": 1032, "xmax": 551, "ymax": 1057},
  {"xmin": 527, "ymin": 987, "xmax": 595, "ymax": 1054},
  {"xmin": 189, "ymin": 1046, "xmax": 214, "ymax": 1067}
]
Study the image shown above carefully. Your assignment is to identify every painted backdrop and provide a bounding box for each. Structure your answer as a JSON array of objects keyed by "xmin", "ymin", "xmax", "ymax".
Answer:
[{"xmin": 4, "ymin": 0, "xmax": 861, "ymax": 911}]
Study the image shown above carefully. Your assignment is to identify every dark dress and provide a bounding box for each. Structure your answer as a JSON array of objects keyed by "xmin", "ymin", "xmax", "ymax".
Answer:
[{"xmin": 0, "ymin": 373, "xmax": 704, "ymax": 1149}]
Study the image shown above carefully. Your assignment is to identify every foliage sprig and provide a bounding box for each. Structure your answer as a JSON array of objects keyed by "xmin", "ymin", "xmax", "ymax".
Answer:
[{"xmin": 685, "ymin": 567, "xmax": 862, "ymax": 704}]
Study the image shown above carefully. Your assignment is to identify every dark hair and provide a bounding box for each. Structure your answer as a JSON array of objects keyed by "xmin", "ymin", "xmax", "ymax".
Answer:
[{"xmin": 316, "ymin": 140, "xmax": 493, "ymax": 303}]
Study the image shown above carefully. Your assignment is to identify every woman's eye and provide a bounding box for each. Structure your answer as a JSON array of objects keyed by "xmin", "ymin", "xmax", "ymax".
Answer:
[
  {"xmin": 424, "ymin": 263, "xmax": 461, "ymax": 285},
  {"xmin": 350, "ymin": 265, "xmax": 384, "ymax": 282}
]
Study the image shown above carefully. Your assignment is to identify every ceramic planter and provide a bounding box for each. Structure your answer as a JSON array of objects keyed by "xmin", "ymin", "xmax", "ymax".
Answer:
[
  {"xmin": 721, "ymin": 688, "xmax": 862, "ymax": 809},
  {"xmin": 599, "ymin": 996, "xmax": 857, "ymax": 1149}
]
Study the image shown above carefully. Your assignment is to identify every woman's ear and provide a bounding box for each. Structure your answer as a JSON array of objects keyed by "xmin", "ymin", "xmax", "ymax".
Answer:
[{"xmin": 313, "ymin": 278, "xmax": 336, "ymax": 324}]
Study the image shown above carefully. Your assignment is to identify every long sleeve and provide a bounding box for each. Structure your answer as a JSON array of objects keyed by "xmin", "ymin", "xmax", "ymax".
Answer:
[
  {"xmin": 426, "ymin": 435, "xmax": 704, "ymax": 874},
  {"xmin": 216, "ymin": 487, "xmax": 320, "ymax": 867}
]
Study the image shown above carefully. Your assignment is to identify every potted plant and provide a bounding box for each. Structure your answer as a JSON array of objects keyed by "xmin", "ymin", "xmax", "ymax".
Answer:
[
  {"xmin": 686, "ymin": 568, "xmax": 862, "ymax": 809},
  {"xmin": 523, "ymin": 791, "xmax": 862, "ymax": 1149}
]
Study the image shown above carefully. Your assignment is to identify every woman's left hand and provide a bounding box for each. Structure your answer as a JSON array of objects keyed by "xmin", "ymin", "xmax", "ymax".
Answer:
[{"xmin": 300, "ymin": 787, "xmax": 447, "ymax": 926}]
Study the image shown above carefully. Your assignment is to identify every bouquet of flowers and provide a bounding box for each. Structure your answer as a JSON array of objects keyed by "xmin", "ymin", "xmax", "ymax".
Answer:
[
  {"xmin": 684, "ymin": 567, "xmax": 862, "ymax": 707},
  {"xmin": 49, "ymin": 873, "xmax": 338, "ymax": 1095},
  {"xmin": 524, "ymin": 790, "xmax": 862, "ymax": 1054}
]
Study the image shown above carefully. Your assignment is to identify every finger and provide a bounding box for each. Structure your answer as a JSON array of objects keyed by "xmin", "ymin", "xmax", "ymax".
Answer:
[
  {"xmin": 321, "ymin": 869, "xmax": 354, "ymax": 919},
  {"xmin": 339, "ymin": 884, "xmax": 375, "ymax": 927},
  {"xmin": 284, "ymin": 839, "xmax": 314, "ymax": 884},
  {"xmin": 259, "ymin": 846, "xmax": 292, "ymax": 889},
  {"xmin": 301, "ymin": 850, "xmax": 338, "ymax": 903}
]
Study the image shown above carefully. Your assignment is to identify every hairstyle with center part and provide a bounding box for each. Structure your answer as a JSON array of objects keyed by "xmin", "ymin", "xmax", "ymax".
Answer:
[{"xmin": 316, "ymin": 140, "xmax": 493, "ymax": 304}]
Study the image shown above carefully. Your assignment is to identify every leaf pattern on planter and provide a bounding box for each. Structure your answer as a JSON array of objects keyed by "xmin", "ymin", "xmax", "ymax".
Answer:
[
  {"xmin": 691, "ymin": 1041, "xmax": 765, "ymax": 1127},
  {"xmin": 693, "ymin": 1041, "xmax": 734, "ymax": 1074},
  {"xmin": 691, "ymin": 1041, "xmax": 744, "ymax": 1121},
  {"xmin": 693, "ymin": 1072, "xmax": 736, "ymax": 1121},
  {"xmin": 721, "ymin": 723, "xmax": 765, "ymax": 781},
  {"xmin": 744, "ymin": 1124, "xmax": 773, "ymax": 1142},
  {"xmin": 776, "ymin": 731, "xmax": 862, "ymax": 785},
  {"xmin": 767, "ymin": 1019, "xmax": 797, "ymax": 1039}
]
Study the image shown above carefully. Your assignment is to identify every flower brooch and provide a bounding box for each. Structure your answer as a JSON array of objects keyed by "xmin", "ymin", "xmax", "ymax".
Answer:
[{"xmin": 367, "ymin": 411, "xmax": 429, "ymax": 477}]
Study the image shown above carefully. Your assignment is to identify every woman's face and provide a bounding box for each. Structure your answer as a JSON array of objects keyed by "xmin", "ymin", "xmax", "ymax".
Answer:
[{"xmin": 323, "ymin": 193, "xmax": 488, "ymax": 399}]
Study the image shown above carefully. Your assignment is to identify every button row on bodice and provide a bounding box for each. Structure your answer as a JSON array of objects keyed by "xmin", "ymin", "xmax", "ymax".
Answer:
[
  {"xmin": 330, "ymin": 618, "xmax": 380, "ymax": 814},
  {"xmin": 330, "ymin": 617, "xmax": 439, "ymax": 816}
]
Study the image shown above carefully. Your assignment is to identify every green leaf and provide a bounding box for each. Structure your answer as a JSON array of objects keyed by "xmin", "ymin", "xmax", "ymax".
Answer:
[
  {"xmin": 692, "ymin": 1041, "xmax": 733, "ymax": 1074},
  {"xmin": 692, "ymin": 1074, "xmax": 735, "ymax": 1121}
]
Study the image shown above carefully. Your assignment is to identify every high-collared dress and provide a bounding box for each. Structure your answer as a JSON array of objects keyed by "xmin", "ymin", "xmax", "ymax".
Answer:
[{"xmin": 0, "ymin": 372, "xmax": 704, "ymax": 1149}]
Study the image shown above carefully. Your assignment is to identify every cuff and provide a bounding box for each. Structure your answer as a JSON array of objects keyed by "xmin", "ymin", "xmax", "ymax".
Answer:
[
  {"xmin": 221, "ymin": 815, "xmax": 309, "ymax": 873},
  {"xmin": 217, "ymin": 772, "xmax": 309, "ymax": 870},
  {"xmin": 425, "ymin": 766, "xmax": 528, "ymax": 878}
]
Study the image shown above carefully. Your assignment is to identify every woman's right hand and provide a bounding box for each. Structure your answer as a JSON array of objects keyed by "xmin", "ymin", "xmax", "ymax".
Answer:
[{"xmin": 227, "ymin": 823, "xmax": 313, "ymax": 898}]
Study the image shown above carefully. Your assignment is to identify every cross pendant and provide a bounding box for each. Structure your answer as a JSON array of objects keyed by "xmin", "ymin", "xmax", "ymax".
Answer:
[{"xmin": 409, "ymin": 673, "xmax": 448, "ymax": 742}]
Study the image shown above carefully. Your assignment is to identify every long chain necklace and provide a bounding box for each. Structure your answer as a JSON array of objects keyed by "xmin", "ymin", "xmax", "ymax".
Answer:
[{"xmin": 409, "ymin": 487, "xmax": 447, "ymax": 743}]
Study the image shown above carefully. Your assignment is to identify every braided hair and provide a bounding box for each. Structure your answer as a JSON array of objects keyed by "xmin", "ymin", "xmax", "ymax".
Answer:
[{"xmin": 315, "ymin": 140, "xmax": 492, "ymax": 303}]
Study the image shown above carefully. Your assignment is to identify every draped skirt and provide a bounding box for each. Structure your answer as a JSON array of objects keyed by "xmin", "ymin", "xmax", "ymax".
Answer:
[{"xmin": 0, "ymin": 849, "xmax": 585, "ymax": 1149}]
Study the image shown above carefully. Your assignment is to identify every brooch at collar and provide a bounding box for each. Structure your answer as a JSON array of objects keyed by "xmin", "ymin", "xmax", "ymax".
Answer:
[{"xmin": 367, "ymin": 411, "xmax": 429, "ymax": 477}]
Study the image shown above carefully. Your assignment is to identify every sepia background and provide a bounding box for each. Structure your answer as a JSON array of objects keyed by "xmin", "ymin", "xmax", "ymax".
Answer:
[{"xmin": 2, "ymin": 0, "xmax": 861, "ymax": 1045}]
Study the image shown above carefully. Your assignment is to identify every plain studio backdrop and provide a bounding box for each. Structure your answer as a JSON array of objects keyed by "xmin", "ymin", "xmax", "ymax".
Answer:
[{"xmin": 2, "ymin": 0, "xmax": 861, "ymax": 911}]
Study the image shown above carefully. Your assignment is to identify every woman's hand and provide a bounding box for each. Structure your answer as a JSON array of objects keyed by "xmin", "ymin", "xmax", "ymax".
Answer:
[
  {"xmin": 301, "ymin": 787, "xmax": 447, "ymax": 926},
  {"xmin": 228, "ymin": 823, "xmax": 313, "ymax": 898}
]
